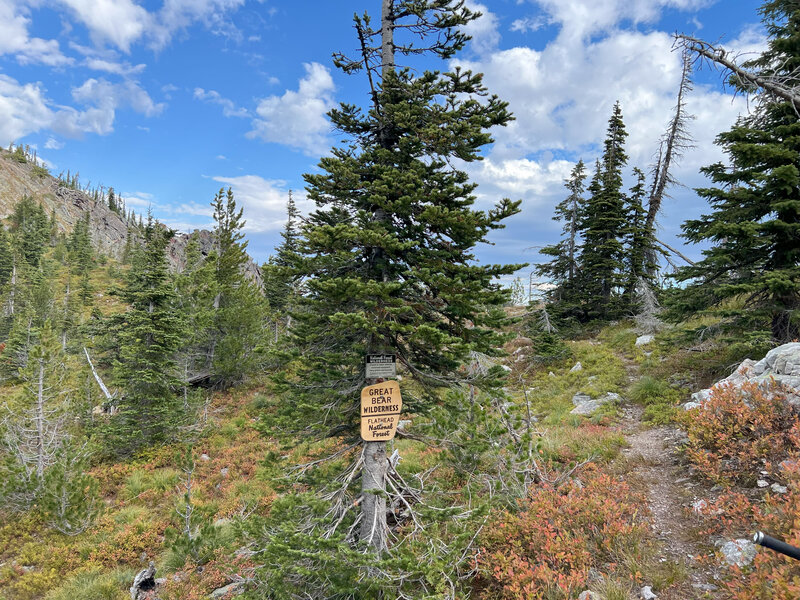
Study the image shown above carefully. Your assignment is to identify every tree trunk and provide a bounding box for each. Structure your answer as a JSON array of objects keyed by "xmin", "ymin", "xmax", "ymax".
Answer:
[
  {"xmin": 360, "ymin": 431, "xmax": 388, "ymax": 553},
  {"xmin": 35, "ymin": 358, "xmax": 45, "ymax": 480},
  {"xmin": 358, "ymin": 0, "xmax": 395, "ymax": 555}
]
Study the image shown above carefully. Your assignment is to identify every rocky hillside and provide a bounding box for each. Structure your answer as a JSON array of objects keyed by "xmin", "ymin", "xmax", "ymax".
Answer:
[
  {"xmin": 0, "ymin": 148, "xmax": 262, "ymax": 285},
  {"xmin": 0, "ymin": 148, "xmax": 129, "ymax": 259}
]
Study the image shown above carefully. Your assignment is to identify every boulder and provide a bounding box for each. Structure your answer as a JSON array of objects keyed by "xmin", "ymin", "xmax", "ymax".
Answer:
[
  {"xmin": 686, "ymin": 343, "xmax": 800, "ymax": 409},
  {"xmin": 570, "ymin": 361, "xmax": 583, "ymax": 373},
  {"xmin": 635, "ymin": 334, "xmax": 655, "ymax": 346},
  {"xmin": 209, "ymin": 582, "xmax": 245, "ymax": 599},
  {"xmin": 571, "ymin": 392, "xmax": 621, "ymax": 415},
  {"xmin": 640, "ymin": 586, "xmax": 658, "ymax": 600}
]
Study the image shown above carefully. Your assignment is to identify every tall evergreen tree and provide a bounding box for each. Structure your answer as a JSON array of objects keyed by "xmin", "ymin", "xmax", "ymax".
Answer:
[
  {"xmin": 536, "ymin": 160, "xmax": 586, "ymax": 308},
  {"xmin": 208, "ymin": 188, "xmax": 266, "ymax": 388},
  {"xmin": 107, "ymin": 216, "xmax": 186, "ymax": 455},
  {"xmin": 623, "ymin": 167, "xmax": 657, "ymax": 311},
  {"xmin": 271, "ymin": 0, "xmax": 522, "ymax": 558},
  {"xmin": 68, "ymin": 213, "xmax": 93, "ymax": 305},
  {"xmin": 263, "ymin": 191, "xmax": 302, "ymax": 319},
  {"xmin": 578, "ymin": 102, "xmax": 629, "ymax": 320},
  {"xmin": 672, "ymin": 1, "xmax": 800, "ymax": 342}
]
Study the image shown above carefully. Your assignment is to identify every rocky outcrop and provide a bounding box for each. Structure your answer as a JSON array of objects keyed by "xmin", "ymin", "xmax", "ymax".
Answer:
[
  {"xmin": 168, "ymin": 229, "xmax": 263, "ymax": 287},
  {"xmin": 686, "ymin": 342, "xmax": 800, "ymax": 409},
  {"xmin": 0, "ymin": 150, "xmax": 130, "ymax": 259},
  {"xmin": 0, "ymin": 149, "xmax": 263, "ymax": 284}
]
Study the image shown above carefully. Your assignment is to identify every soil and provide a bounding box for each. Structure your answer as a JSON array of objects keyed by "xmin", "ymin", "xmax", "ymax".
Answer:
[{"xmin": 618, "ymin": 361, "xmax": 722, "ymax": 599}]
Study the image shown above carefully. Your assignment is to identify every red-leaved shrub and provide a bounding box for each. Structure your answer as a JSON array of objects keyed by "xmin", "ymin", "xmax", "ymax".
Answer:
[
  {"xmin": 476, "ymin": 467, "xmax": 646, "ymax": 600},
  {"xmin": 682, "ymin": 381, "xmax": 800, "ymax": 485}
]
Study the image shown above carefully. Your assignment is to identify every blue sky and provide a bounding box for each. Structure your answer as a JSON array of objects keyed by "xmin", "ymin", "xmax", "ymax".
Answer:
[{"xmin": 0, "ymin": 0, "xmax": 765, "ymax": 279}]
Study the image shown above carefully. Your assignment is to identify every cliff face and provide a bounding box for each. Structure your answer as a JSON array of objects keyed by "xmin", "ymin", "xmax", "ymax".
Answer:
[{"xmin": 0, "ymin": 149, "xmax": 263, "ymax": 285}]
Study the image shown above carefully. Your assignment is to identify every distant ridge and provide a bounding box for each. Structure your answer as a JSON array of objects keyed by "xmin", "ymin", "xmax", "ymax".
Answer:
[{"xmin": 0, "ymin": 148, "xmax": 262, "ymax": 286}]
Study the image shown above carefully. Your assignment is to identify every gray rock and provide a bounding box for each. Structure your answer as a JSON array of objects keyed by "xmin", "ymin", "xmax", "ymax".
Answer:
[
  {"xmin": 771, "ymin": 483, "xmax": 788, "ymax": 494},
  {"xmin": 635, "ymin": 334, "xmax": 655, "ymax": 346},
  {"xmin": 757, "ymin": 479, "xmax": 769, "ymax": 488},
  {"xmin": 640, "ymin": 586, "xmax": 658, "ymax": 600},
  {"xmin": 689, "ymin": 343, "xmax": 800, "ymax": 409},
  {"xmin": 578, "ymin": 592, "xmax": 600, "ymax": 600},
  {"xmin": 682, "ymin": 401, "xmax": 701, "ymax": 411},
  {"xmin": 209, "ymin": 582, "xmax": 245, "ymax": 599},
  {"xmin": 200, "ymin": 454, "xmax": 210, "ymax": 461},
  {"xmin": 570, "ymin": 392, "xmax": 621, "ymax": 415},
  {"xmin": 720, "ymin": 538, "xmax": 756, "ymax": 567},
  {"xmin": 570, "ymin": 361, "xmax": 583, "ymax": 372},
  {"xmin": 691, "ymin": 499, "xmax": 707, "ymax": 513}
]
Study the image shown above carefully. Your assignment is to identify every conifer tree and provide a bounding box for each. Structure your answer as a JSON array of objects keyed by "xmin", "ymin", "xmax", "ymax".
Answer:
[
  {"xmin": 623, "ymin": 167, "xmax": 657, "ymax": 311},
  {"xmin": 262, "ymin": 191, "xmax": 302, "ymax": 328},
  {"xmin": 536, "ymin": 160, "xmax": 586, "ymax": 309},
  {"xmin": 672, "ymin": 0, "xmax": 800, "ymax": 342},
  {"xmin": 208, "ymin": 188, "xmax": 266, "ymax": 388},
  {"xmin": 270, "ymin": 0, "xmax": 522, "ymax": 558},
  {"xmin": 68, "ymin": 213, "xmax": 93, "ymax": 305},
  {"xmin": 0, "ymin": 226, "xmax": 12, "ymax": 286},
  {"xmin": 578, "ymin": 103, "xmax": 629, "ymax": 320},
  {"xmin": 107, "ymin": 216, "xmax": 186, "ymax": 455}
]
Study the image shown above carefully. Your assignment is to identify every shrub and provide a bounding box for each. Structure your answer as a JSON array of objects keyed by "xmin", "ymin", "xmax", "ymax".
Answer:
[
  {"xmin": 477, "ymin": 467, "xmax": 646, "ymax": 599},
  {"xmin": 682, "ymin": 381, "xmax": 800, "ymax": 485}
]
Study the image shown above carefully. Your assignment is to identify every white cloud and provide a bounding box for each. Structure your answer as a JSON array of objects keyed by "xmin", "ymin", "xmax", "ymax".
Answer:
[
  {"xmin": 510, "ymin": 16, "xmax": 548, "ymax": 34},
  {"xmin": 85, "ymin": 57, "xmax": 147, "ymax": 75},
  {"xmin": 194, "ymin": 87, "xmax": 249, "ymax": 118},
  {"xmin": 0, "ymin": 76, "xmax": 56, "ymax": 143},
  {"xmin": 57, "ymin": 0, "xmax": 150, "ymax": 52},
  {"xmin": 211, "ymin": 174, "xmax": 312, "ymax": 233},
  {"xmin": 0, "ymin": 0, "xmax": 72, "ymax": 66},
  {"xmin": 45, "ymin": 137, "xmax": 64, "ymax": 149},
  {"xmin": 463, "ymin": 1, "xmax": 500, "ymax": 55},
  {"xmin": 149, "ymin": 0, "xmax": 246, "ymax": 50},
  {"xmin": 121, "ymin": 191, "xmax": 155, "ymax": 208},
  {"xmin": 247, "ymin": 62, "xmax": 335, "ymax": 156}
]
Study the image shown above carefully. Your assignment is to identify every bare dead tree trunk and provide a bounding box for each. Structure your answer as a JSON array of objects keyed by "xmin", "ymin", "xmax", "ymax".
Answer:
[
  {"xmin": 84, "ymin": 347, "xmax": 113, "ymax": 401},
  {"xmin": 35, "ymin": 359, "xmax": 45, "ymax": 480},
  {"xmin": 62, "ymin": 281, "xmax": 70, "ymax": 351}
]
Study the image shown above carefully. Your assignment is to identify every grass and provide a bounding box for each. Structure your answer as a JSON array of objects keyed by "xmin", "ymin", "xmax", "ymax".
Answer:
[{"xmin": 43, "ymin": 568, "xmax": 134, "ymax": 600}]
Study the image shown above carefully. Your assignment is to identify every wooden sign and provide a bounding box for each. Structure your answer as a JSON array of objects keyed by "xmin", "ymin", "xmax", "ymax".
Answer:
[
  {"xmin": 365, "ymin": 354, "xmax": 397, "ymax": 378},
  {"xmin": 360, "ymin": 382, "xmax": 403, "ymax": 441}
]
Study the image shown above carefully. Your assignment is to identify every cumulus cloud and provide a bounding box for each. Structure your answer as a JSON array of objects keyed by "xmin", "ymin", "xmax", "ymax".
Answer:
[
  {"xmin": 247, "ymin": 62, "xmax": 335, "ymax": 156},
  {"xmin": 194, "ymin": 88, "xmax": 249, "ymax": 118},
  {"xmin": 211, "ymin": 174, "xmax": 313, "ymax": 233},
  {"xmin": 149, "ymin": 0, "xmax": 246, "ymax": 50},
  {"xmin": 462, "ymin": 1, "xmax": 500, "ymax": 55},
  {"xmin": 57, "ymin": 0, "xmax": 150, "ymax": 52},
  {"xmin": 0, "ymin": 74, "xmax": 165, "ymax": 145},
  {"xmin": 0, "ymin": 0, "xmax": 72, "ymax": 66}
]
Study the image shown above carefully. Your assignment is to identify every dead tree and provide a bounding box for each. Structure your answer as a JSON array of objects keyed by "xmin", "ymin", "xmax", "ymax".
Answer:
[{"xmin": 676, "ymin": 33, "xmax": 800, "ymax": 114}]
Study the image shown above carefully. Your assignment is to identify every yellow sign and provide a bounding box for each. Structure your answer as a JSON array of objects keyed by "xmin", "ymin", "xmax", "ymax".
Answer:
[{"xmin": 360, "ymin": 382, "xmax": 403, "ymax": 441}]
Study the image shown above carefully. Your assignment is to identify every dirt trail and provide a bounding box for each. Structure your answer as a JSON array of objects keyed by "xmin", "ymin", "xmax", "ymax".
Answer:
[{"xmin": 617, "ymin": 361, "xmax": 720, "ymax": 599}]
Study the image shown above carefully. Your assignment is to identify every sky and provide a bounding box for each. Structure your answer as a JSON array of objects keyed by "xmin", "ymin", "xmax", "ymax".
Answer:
[{"xmin": 0, "ymin": 0, "xmax": 768, "ymax": 282}]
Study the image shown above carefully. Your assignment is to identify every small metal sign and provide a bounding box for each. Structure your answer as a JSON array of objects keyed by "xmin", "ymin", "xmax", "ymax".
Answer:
[
  {"xmin": 365, "ymin": 354, "xmax": 396, "ymax": 379},
  {"xmin": 360, "ymin": 382, "xmax": 403, "ymax": 441}
]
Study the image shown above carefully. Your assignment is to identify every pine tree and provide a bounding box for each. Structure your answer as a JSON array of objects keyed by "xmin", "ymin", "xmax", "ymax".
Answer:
[
  {"xmin": 623, "ymin": 167, "xmax": 657, "ymax": 311},
  {"xmin": 68, "ymin": 213, "xmax": 93, "ymax": 305},
  {"xmin": 208, "ymin": 188, "xmax": 267, "ymax": 388},
  {"xmin": 262, "ymin": 191, "xmax": 302, "ymax": 327},
  {"xmin": 0, "ymin": 226, "xmax": 12, "ymax": 286},
  {"xmin": 107, "ymin": 216, "xmax": 186, "ymax": 455},
  {"xmin": 270, "ymin": 0, "xmax": 522, "ymax": 558},
  {"xmin": 578, "ymin": 103, "xmax": 629, "ymax": 320},
  {"xmin": 536, "ymin": 159, "xmax": 586, "ymax": 308},
  {"xmin": 672, "ymin": 1, "xmax": 800, "ymax": 342}
]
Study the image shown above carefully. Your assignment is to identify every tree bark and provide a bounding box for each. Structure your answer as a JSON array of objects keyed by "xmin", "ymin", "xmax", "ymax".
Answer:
[{"xmin": 35, "ymin": 359, "xmax": 45, "ymax": 480}]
